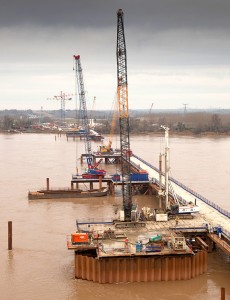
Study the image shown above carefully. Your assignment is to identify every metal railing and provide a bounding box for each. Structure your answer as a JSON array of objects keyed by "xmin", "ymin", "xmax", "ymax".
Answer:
[{"xmin": 132, "ymin": 154, "xmax": 230, "ymax": 220}]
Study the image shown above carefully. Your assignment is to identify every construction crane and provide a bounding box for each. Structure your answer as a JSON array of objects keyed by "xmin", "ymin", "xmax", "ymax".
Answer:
[
  {"xmin": 48, "ymin": 91, "xmax": 72, "ymax": 125},
  {"xmin": 149, "ymin": 102, "xmax": 154, "ymax": 116},
  {"xmin": 73, "ymin": 55, "xmax": 92, "ymax": 166},
  {"xmin": 73, "ymin": 54, "xmax": 105, "ymax": 178},
  {"xmin": 183, "ymin": 103, "xmax": 188, "ymax": 114},
  {"xmin": 161, "ymin": 125, "xmax": 170, "ymax": 210},
  {"xmin": 89, "ymin": 96, "xmax": 96, "ymax": 128},
  {"xmin": 117, "ymin": 9, "xmax": 132, "ymax": 222},
  {"xmin": 149, "ymin": 102, "xmax": 154, "ymax": 114},
  {"xmin": 159, "ymin": 125, "xmax": 199, "ymax": 215}
]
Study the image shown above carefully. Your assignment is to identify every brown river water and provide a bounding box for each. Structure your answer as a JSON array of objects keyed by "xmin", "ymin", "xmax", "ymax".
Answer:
[{"xmin": 0, "ymin": 133, "xmax": 229, "ymax": 299}]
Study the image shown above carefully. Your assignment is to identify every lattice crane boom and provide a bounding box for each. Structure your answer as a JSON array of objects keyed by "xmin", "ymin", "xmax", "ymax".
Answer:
[
  {"xmin": 73, "ymin": 54, "xmax": 92, "ymax": 166},
  {"xmin": 47, "ymin": 91, "xmax": 72, "ymax": 125},
  {"xmin": 117, "ymin": 9, "xmax": 132, "ymax": 222}
]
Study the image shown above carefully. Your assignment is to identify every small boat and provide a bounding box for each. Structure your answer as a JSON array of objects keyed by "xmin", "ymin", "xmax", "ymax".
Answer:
[{"xmin": 28, "ymin": 187, "xmax": 108, "ymax": 200}]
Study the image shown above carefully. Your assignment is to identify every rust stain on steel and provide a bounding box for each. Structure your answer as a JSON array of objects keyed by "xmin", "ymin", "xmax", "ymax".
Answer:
[{"xmin": 75, "ymin": 251, "xmax": 207, "ymax": 283}]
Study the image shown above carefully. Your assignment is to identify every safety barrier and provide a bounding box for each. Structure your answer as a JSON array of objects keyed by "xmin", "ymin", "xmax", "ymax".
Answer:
[{"xmin": 132, "ymin": 154, "xmax": 230, "ymax": 220}]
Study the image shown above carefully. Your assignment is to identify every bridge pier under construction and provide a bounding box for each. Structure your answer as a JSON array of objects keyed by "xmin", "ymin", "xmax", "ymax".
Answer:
[
  {"xmin": 74, "ymin": 250, "xmax": 207, "ymax": 283},
  {"xmin": 71, "ymin": 176, "xmax": 151, "ymax": 196},
  {"xmin": 67, "ymin": 218, "xmax": 216, "ymax": 283}
]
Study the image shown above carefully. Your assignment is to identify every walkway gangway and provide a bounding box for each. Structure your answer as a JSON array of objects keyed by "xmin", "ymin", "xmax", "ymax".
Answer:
[{"xmin": 207, "ymin": 233, "xmax": 230, "ymax": 256}]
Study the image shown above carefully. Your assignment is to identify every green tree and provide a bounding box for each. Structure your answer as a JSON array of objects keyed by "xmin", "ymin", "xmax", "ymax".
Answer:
[
  {"xmin": 3, "ymin": 115, "xmax": 14, "ymax": 129},
  {"xmin": 211, "ymin": 114, "xmax": 222, "ymax": 131}
]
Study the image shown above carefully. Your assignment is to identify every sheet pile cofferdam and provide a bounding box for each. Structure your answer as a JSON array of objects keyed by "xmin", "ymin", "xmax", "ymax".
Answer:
[{"xmin": 74, "ymin": 251, "xmax": 208, "ymax": 283}]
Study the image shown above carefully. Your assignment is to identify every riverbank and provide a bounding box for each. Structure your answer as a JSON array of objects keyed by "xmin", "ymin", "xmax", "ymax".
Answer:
[{"xmin": 1, "ymin": 128, "xmax": 230, "ymax": 137}]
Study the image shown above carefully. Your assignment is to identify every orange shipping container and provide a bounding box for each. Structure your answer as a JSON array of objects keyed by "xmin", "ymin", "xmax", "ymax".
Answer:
[{"xmin": 72, "ymin": 233, "xmax": 89, "ymax": 244}]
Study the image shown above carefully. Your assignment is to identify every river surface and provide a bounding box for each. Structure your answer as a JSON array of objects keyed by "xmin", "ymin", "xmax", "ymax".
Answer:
[{"xmin": 0, "ymin": 133, "xmax": 229, "ymax": 300}]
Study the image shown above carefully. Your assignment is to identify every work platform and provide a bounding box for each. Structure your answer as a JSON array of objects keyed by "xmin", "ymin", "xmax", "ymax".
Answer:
[
  {"xmin": 67, "ymin": 217, "xmax": 211, "ymax": 283},
  {"xmin": 81, "ymin": 153, "xmax": 121, "ymax": 164},
  {"xmin": 71, "ymin": 176, "xmax": 149, "ymax": 185},
  {"xmin": 67, "ymin": 156, "xmax": 230, "ymax": 283},
  {"xmin": 71, "ymin": 175, "xmax": 150, "ymax": 195}
]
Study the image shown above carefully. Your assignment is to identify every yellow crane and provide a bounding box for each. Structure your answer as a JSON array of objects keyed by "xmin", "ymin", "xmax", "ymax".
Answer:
[{"xmin": 99, "ymin": 96, "xmax": 118, "ymax": 153}]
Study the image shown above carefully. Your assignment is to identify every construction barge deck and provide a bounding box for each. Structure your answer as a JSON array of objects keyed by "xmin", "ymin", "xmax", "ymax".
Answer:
[
  {"xmin": 28, "ymin": 178, "xmax": 109, "ymax": 200},
  {"xmin": 66, "ymin": 152, "xmax": 230, "ymax": 283},
  {"xmin": 67, "ymin": 217, "xmax": 212, "ymax": 283},
  {"xmin": 28, "ymin": 187, "xmax": 108, "ymax": 200}
]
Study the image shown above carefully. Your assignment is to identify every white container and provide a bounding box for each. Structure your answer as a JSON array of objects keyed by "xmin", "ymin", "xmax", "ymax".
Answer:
[
  {"xmin": 156, "ymin": 213, "xmax": 168, "ymax": 222},
  {"xmin": 119, "ymin": 210, "xmax": 125, "ymax": 221}
]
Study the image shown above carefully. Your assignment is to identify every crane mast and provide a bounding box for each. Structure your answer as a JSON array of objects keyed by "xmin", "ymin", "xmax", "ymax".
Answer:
[
  {"xmin": 117, "ymin": 9, "xmax": 132, "ymax": 222},
  {"xmin": 73, "ymin": 55, "xmax": 92, "ymax": 167}
]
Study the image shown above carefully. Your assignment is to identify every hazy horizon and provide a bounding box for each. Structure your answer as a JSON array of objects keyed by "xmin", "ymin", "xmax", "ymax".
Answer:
[{"xmin": 1, "ymin": 0, "xmax": 230, "ymax": 111}]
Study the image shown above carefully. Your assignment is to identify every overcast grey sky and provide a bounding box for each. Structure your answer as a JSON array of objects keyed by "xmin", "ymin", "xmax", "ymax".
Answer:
[{"xmin": 1, "ymin": 0, "xmax": 230, "ymax": 110}]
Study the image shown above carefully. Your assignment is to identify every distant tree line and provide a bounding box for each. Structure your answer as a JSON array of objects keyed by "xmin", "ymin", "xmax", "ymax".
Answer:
[
  {"xmin": 0, "ymin": 109, "xmax": 230, "ymax": 135},
  {"xmin": 98, "ymin": 112, "xmax": 230, "ymax": 135}
]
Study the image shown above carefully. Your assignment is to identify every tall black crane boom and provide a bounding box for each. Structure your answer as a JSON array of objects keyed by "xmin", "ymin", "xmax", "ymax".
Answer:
[
  {"xmin": 73, "ymin": 55, "xmax": 92, "ymax": 166},
  {"xmin": 116, "ymin": 9, "xmax": 132, "ymax": 221}
]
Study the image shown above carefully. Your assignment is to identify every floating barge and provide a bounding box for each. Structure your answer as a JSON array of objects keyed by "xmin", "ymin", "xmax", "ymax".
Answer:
[
  {"xmin": 66, "ymin": 129, "xmax": 104, "ymax": 141},
  {"xmin": 28, "ymin": 177, "xmax": 108, "ymax": 200},
  {"xmin": 28, "ymin": 187, "xmax": 108, "ymax": 200}
]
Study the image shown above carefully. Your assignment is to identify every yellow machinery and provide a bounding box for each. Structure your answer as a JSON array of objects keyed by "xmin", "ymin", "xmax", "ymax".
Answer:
[{"xmin": 99, "ymin": 97, "xmax": 118, "ymax": 153}]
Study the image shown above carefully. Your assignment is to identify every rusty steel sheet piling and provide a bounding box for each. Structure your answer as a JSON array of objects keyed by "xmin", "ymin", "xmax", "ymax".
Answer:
[
  {"xmin": 75, "ymin": 251, "xmax": 207, "ymax": 283},
  {"xmin": 8, "ymin": 221, "xmax": 12, "ymax": 250},
  {"xmin": 221, "ymin": 288, "xmax": 225, "ymax": 300}
]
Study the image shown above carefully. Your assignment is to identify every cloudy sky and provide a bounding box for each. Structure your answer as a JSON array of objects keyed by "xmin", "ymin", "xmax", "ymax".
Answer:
[{"xmin": 1, "ymin": 0, "xmax": 230, "ymax": 111}]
